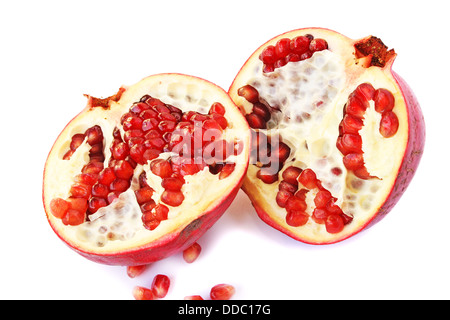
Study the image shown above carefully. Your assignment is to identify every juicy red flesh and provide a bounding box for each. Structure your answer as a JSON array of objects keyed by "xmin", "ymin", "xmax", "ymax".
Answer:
[
  {"xmin": 151, "ymin": 274, "xmax": 170, "ymax": 299},
  {"xmin": 259, "ymin": 34, "xmax": 328, "ymax": 73},
  {"xmin": 276, "ymin": 166, "xmax": 353, "ymax": 234},
  {"xmin": 183, "ymin": 241, "xmax": 202, "ymax": 263},
  {"xmin": 337, "ymin": 83, "xmax": 399, "ymax": 179},
  {"xmin": 210, "ymin": 284, "xmax": 235, "ymax": 300},
  {"xmin": 50, "ymin": 96, "xmax": 240, "ymax": 230}
]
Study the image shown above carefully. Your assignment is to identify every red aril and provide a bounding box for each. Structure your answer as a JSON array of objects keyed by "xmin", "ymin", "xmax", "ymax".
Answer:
[
  {"xmin": 182, "ymin": 242, "xmax": 202, "ymax": 263},
  {"xmin": 132, "ymin": 286, "xmax": 154, "ymax": 300},
  {"xmin": 229, "ymin": 28, "xmax": 425, "ymax": 244},
  {"xmin": 151, "ymin": 274, "xmax": 170, "ymax": 299},
  {"xmin": 43, "ymin": 74, "xmax": 250, "ymax": 265},
  {"xmin": 210, "ymin": 284, "xmax": 235, "ymax": 300}
]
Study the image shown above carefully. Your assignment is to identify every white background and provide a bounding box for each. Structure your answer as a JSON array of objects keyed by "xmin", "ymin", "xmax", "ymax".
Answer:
[{"xmin": 1, "ymin": 0, "xmax": 449, "ymax": 300}]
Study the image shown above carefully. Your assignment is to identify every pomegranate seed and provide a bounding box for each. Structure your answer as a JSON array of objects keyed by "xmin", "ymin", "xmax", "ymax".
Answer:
[
  {"xmin": 274, "ymin": 57, "xmax": 288, "ymax": 68},
  {"xmin": 70, "ymin": 183, "xmax": 91, "ymax": 199},
  {"xmin": 290, "ymin": 36, "xmax": 310, "ymax": 54},
  {"xmin": 109, "ymin": 178, "xmax": 130, "ymax": 192},
  {"xmin": 286, "ymin": 196, "xmax": 307, "ymax": 213},
  {"xmin": 133, "ymin": 286, "xmax": 154, "ymax": 300},
  {"xmin": 342, "ymin": 114, "xmax": 364, "ymax": 134},
  {"xmin": 374, "ymin": 88, "xmax": 395, "ymax": 113},
  {"xmin": 309, "ymin": 38, "xmax": 328, "ymax": 52},
  {"xmin": 150, "ymin": 159, "xmax": 173, "ymax": 178},
  {"xmin": 142, "ymin": 149, "xmax": 161, "ymax": 162},
  {"xmin": 343, "ymin": 153, "xmax": 364, "ymax": 170},
  {"xmin": 82, "ymin": 161, "xmax": 104, "ymax": 174},
  {"xmin": 184, "ymin": 295, "xmax": 204, "ymax": 300},
  {"xmin": 50, "ymin": 198, "xmax": 70, "ymax": 219},
  {"xmin": 143, "ymin": 218, "xmax": 160, "ymax": 231},
  {"xmin": 275, "ymin": 38, "xmax": 291, "ymax": 59},
  {"xmin": 151, "ymin": 274, "xmax": 170, "ymax": 299},
  {"xmin": 129, "ymin": 144, "xmax": 145, "ymax": 164},
  {"xmin": 70, "ymin": 133, "xmax": 86, "ymax": 150},
  {"xmin": 161, "ymin": 177, "xmax": 184, "ymax": 191},
  {"xmin": 62, "ymin": 209, "xmax": 85, "ymax": 226},
  {"xmin": 149, "ymin": 204, "xmax": 166, "ymax": 221},
  {"xmin": 122, "ymin": 115, "xmax": 143, "ymax": 131},
  {"xmin": 312, "ymin": 208, "xmax": 328, "ymax": 224},
  {"xmin": 67, "ymin": 197, "xmax": 88, "ymax": 213},
  {"xmin": 114, "ymin": 160, "xmax": 134, "ymax": 180},
  {"xmin": 314, "ymin": 190, "xmax": 333, "ymax": 208},
  {"xmin": 134, "ymin": 186, "xmax": 154, "ymax": 204},
  {"xmin": 85, "ymin": 125, "xmax": 103, "ymax": 145},
  {"xmin": 183, "ymin": 242, "xmax": 202, "ymax": 263},
  {"xmin": 238, "ymin": 85, "xmax": 260, "ymax": 104},
  {"xmin": 88, "ymin": 197, "xmax": 107, "ymax": 214},
  {"xmin": 279, "ymin": 181, "xmax": 298, "ymax": 194},
  {"xmin": 286, "ymin": 210, "xmax": 309, "ymax": 227},
  {"xmin": 141, "ymin": 118, "xmax": 159, "ymax": 132},
  {"xmin": 252, "ymin": 102, "xmax": 271, "ymax": 122},
  {"xmin": 282, "ymin": 166, "xmax": 303, "ymax": 185},
  {"xmin": 345, "ymin": 95, "xmax": 368, "ymax": 118},
  {"xmin": 219, "ymin": 163, "xmax": 236, "ymax": 180},
  {"xmin": 210, "ymin": 114, "xmax": 228, "ymax": 130},
  {"xmin": 325, "ymin": 214, "xmax": 345, "ymax": 234},
  {"xmin": 130, "ymin": 102, "xmax": 149, "ymax": 115},
  {"xmin": 273, "ymin": 141, "xmax": 291, "ymax": 163},
  {"xmin": 111, "ymin": 142, "xmax": 129, "ymax": 160},
  {"xmin": 354, "ymin": 166, "xmax": 375, "ymax": 180},
  {"xmin": 379, "ymin": 111, "xmax": 399, "ymax": 138},
  {"xmin": 256, "ymin": 169, "xmax": 278, "ymax": 184},
  {"xmin": 287, "ymin": 53, "xmax": 301, "ymax": 62},
  {"xmin": 210, "ymin": 284, "xmax": 235, "ymax": 300},
  {"xmin": 341, "ymin": 133, "xmax": 363, "ymax": 153},
  {"xmin": 355, "ymin": 83, "xmax": 375, "ymax": 100},
  {"xmin": 106, "ymin": 192, "xmax": 119, "ymax": 204},
  {"xmin": 298, "ymin": 169, "xmax": 318, "ymax": 189},
  {"xmin": 276, "ymin": 190, "xmax": 293, "ymax": 208},
  {"xmin": 126, "ymin": 265, "xmax": 148, "ymax": 278},
  {"xmin": 161, "ymin": 190, "xmax": 184, "ymax": 207},
  {"xmin": 91, "ymin": 183, "xmax": 109, "ymax": 198},
  {"xmin": 263, "ymin": 63, "xmax": 275, "ymax": 73},
  {"xmin": 209, "ymin": 102, "xmax": 226, "ymax": 115},
  {"xmin": 260, "ymin": 45, "xmax": 277, "ymax": 64},
  {"xmin": 98, "ymin": 167, "xmax": 116, "ymax": 185}
]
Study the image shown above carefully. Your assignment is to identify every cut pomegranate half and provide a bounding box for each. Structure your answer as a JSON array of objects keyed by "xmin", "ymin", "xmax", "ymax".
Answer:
[
  {"xmin": 229, "ymin": 28, "xmax": 425, "ymax": 244},
  {"xmin": 43, "ymin": 74, "xmax": 250, "ymax": 265}
]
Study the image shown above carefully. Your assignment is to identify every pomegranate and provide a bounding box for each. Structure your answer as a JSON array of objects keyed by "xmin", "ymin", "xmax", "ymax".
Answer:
[
  {"xmin": 43, "ymin": 73, "xmax": 250, "ymax": 265},
  {"xmin": 229, "ymin": 28, "xmax": 425, "ymax": 244}
]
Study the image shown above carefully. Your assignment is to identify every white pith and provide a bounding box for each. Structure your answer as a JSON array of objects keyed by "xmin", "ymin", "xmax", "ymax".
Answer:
[
  {"xmin": 229, "ymin": 29, "xmax": 409, "ymax": 243},
  {"xmin": 43, "ymin": 74, "xmax": 250, "ymax": 253}
]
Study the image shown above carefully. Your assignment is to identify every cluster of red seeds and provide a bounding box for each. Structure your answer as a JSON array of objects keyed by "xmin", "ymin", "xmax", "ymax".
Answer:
[
  {"xmin": 277, "ymin": 166, "xmax": 353, "ymax": 234},
  {"xmin": 238, "ymin": 85, "xmax": 291, "ymax": 184},
  {"xmin": 50, "ymin": 96, "xmax": 240, "ymax": 229},
  {"xmin": 337, "ymin": 83, "xmax": 399, "ymax": 179},
  {"xmin": 259, "ymin": 35, "xmax": 328, "ymax": 73}
]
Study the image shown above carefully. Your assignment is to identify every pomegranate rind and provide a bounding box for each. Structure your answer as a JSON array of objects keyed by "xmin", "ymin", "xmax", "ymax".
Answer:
[
  {"xmin": 43, "ymin": 73, "xmax": 250, "ymax": 265},
  {"xmin": 229, "ymin": 28, "xmax": 425, "ymax": 244}
]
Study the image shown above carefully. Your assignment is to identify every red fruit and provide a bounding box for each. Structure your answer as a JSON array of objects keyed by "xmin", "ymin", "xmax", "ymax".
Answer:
[
  {"xmin": 210, "ymin": 284, "xmax": 235, "ymax": 300},
  {"xmin": 183, "ymin": 242, "xmax": 202, "ymax": 263},
  {"xmin": 230, "ymin": 28, "xmax": 425, "ymax": 244},
  {"xmin": 133, "ymin": 286, "xmax": 154, "ymax": 300},
  {"xmin": 43, "ymin": 74, "xmax": 250, "ymax": 265},
  {"xmin": 151, "ymin": 274, "xmax": 170, "ymax": 299},
  {"xmin": 126, "ymin": 265, "xmax": 148, "ymax": 278}
]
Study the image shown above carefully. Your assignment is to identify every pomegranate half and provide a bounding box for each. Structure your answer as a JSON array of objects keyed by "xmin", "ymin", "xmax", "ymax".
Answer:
[
  {"xmin": 43, "ymin": 73, "xmax": 250, "ymax": 265},
  {"xmin": 229, "ymin": 28, "xmax": 425, "ymax": 244}
]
